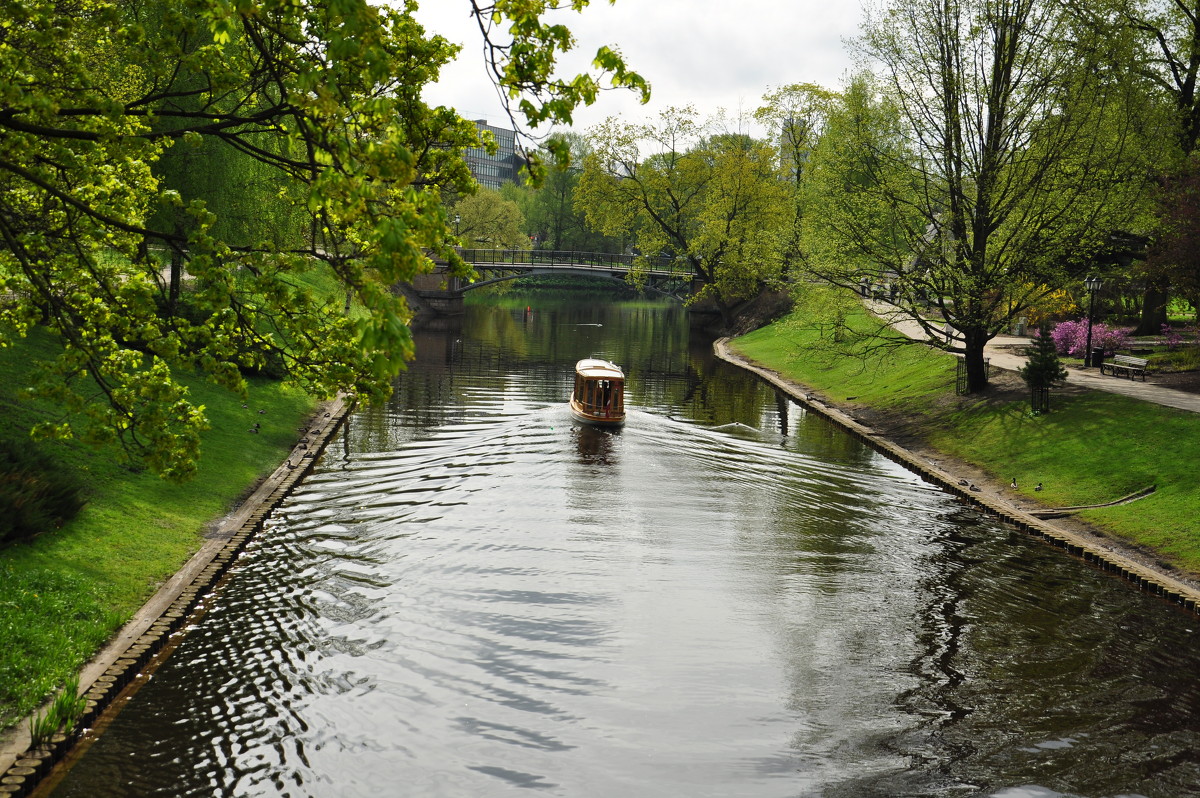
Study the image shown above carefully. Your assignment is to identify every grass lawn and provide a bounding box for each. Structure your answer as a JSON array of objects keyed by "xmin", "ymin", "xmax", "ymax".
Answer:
[
  {"xmin": 0, "ymin": 328, "xmax": 316, "ymax": 730},
  {"xmin": 733, "ymin": 306, "xmax": 1200, "ymax": 573}
]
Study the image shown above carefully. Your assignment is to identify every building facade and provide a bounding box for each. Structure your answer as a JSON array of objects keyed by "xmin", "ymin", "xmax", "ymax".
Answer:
[{"xmin": 465, "ymin": 120, "xmax": 525, "ymax": 190}]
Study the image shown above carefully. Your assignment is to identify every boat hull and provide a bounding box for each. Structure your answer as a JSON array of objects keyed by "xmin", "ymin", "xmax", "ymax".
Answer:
[{"xmin": 569, "ymin": 398, "xmax": 625, "ymax": 427}]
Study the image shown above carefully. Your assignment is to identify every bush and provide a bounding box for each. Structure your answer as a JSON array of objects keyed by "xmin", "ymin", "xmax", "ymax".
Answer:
[
  {"xmin": 0, "ymin": 437, "xmax": 86, "ymax": 545},
  {"xmin": 1020, "ymin": 328, "xmax": 1068, "ymax": 390},
  {"xmin": 1049, "ymin": 318, "xmax": 1132, "ymax": 357}
]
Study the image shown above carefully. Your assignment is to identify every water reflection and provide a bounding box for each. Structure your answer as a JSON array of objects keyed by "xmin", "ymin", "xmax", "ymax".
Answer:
[
  {"xmin": 573, "ymin": 424, "xmax": 619, "ymax": 466},
  {"xmin": 49, "ymin": 296, "xmax": 1200, "ymax": 798}
]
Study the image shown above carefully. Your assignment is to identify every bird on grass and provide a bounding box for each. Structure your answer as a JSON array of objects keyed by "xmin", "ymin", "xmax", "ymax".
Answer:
[
  {"xmin": 1010, "ymin": 478, "xmax": 1018, "ymax": 489},
  {"xmin": 1035, "ymin": 482, "xmax": 1043, "ymax": 492}
]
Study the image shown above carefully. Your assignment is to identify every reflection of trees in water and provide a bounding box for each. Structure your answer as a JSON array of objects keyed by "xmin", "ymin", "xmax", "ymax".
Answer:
[
  {"xmin": 829, "ymin": 508, "xmax": 1200, "ymax": 797},
  {"xmin": 334, "ymin": 294, "xmax": 1200, "ymax": 798},
  {"xmin": 406, "ymin": 298, "xmax": 770, "ymax": 428},
  {"xmin": 889, "ymin": 513, "xmax": 982, "ymax": 785}
]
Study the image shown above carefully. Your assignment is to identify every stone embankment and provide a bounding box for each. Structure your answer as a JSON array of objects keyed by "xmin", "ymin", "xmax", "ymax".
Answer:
[
  {"xmin": 0, "ymin": 397, "xmax": 355, "ymax": 794},
  {"xmin": 713, "ymin": 339, "xmax": 1200, "ymax": 615}
]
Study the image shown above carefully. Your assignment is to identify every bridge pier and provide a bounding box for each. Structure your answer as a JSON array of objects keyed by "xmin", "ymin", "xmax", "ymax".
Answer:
[{"xmin": 398, "ymin": 273, "xmax": 465, "ymax": 315}]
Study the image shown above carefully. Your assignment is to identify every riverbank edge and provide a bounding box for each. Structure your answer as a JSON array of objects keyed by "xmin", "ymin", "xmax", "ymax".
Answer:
[
  {"xmin": 0, "ymin": 396, "xmax": 355, "ymax": 790},
  {"xmin": 713, "ymin": 338, "xmax": 1200, "ymax": 613}
]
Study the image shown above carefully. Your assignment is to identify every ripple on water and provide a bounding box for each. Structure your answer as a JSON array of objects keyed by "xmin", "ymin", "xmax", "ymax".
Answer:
[{"xmin": 48, "ymin": 305, "xmax": 1200, "ymax": 798}]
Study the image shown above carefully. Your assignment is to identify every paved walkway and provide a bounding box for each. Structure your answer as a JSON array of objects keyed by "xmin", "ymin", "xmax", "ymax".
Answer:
[{"xmin": 866, "ymin": 301, "xmax": 1200, "ymax": 414}]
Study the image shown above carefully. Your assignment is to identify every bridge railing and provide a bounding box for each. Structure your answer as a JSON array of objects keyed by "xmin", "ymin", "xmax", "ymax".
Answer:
[{"xmin": 457, "ymin": 248, "xmax": 693, "ymax": 276}]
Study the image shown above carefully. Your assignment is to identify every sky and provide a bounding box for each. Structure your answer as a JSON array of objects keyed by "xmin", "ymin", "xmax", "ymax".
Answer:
[{"xmin": 412, "ymin": 0, "xmax": 867, "ymax": 137}]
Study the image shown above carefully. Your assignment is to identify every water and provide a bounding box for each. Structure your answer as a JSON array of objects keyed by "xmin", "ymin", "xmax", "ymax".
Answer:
[{"xmin": 50, "ymin": 296, "xmax": 1200, "ymax": 797}]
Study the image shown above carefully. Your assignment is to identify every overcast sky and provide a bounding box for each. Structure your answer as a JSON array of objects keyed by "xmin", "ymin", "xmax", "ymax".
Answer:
[{"xmin": 412, "ymin": 1, "xmax": 866, "ymax": 137}]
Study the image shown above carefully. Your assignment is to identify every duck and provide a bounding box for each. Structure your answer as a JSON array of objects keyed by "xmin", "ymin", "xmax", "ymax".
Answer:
[
  {"xmin": 1035, "ymin": 482, "xmax": 1043, "ymax": 492},
  {"xmin": 1010, "ymin": 478, "xmax": 1018, "ymax": 489}
]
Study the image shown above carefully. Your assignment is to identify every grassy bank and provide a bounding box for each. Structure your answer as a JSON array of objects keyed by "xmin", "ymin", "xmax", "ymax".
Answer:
[
  {"xmin": 0, "ymin": 328, "xmax": 317, "ymax": 730},
  {"xmin": 732, "ymin": 305, "xmax": 1200, "ymax": 572}
]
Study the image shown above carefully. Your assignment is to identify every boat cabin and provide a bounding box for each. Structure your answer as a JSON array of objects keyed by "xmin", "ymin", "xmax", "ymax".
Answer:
[{"xmin": 570, "ymin": 359, "xmax": 625, "ymax": 426}]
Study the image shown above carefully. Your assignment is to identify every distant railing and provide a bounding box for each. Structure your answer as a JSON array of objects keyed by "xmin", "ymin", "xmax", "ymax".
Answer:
[{"xmin": 456, "ymin": 248, "xmax": 693, "ymax": 276}]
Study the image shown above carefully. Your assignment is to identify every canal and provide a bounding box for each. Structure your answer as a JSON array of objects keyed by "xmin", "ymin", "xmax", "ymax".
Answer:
[{"xmin": 50, "ymin": 295, "xmax": 1200, "ymax": 797}]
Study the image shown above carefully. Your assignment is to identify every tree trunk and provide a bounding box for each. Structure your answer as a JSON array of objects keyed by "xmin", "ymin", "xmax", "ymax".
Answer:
[
  {"xmin": 962, "ymin": 329, "xmax": 991, "ymax": 393},
  {"xmin": 169, "ymin": 247, "xmax": 182, "ymax": 316},
  {"xmin": 1131, "ymin": 286, "xmax": 1169, "ymax": 336}
]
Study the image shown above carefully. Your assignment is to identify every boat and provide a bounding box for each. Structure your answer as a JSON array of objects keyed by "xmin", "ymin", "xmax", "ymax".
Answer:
[{"xmin": 569, "ymin": 358, "xmax": 626, "ymax": 427}]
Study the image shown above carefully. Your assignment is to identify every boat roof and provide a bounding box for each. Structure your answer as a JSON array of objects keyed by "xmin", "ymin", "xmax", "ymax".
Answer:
[{"xmin": 575, "ymin": 358, "xmax": 624, "ymax": 379}]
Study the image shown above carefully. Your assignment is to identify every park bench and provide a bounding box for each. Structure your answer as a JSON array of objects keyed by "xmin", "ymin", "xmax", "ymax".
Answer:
[{"xmin": 1099, "ymin": 354, "xmax": 1149, "ymax": 381}]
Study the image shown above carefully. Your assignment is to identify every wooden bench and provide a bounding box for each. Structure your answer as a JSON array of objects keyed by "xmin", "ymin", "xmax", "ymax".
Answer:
[{"xmin": 1100, "ymin": 354, "xmax": 1149, "ymax": 381}]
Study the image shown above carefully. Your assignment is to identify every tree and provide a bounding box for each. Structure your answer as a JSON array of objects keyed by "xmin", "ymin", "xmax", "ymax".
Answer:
[
  {"xmin": 0, "ymin": 0, "xmax": 645, "ymax": 479},
  {"xmin": 1018, "ymin": 327, "xmax": 1069, "ymax": 413},
  {"xmin": 753, "ymin": 84, "xmax": 837, "ymax": 275},
  {"xmin": 803, "ymin": 1, "xmax": 1153, "ymax": 394},
  {"xmin": 1075, "ymin": 0, "xmax": 1200, "ymax": 330},
  {"xmin": 1143, "ymin": 156, "xmax": 1200, "ymax": 315},
  {"xmin": 454, "ymin": 188, "xmax": 532, "ymax": 249},
  {"xmin": 576, "ymin": 107, "xmax": 791, "ymax": 327},
  {"xmin": 521, "ymin": 133, "xmax": 621, "ymax": 252}
]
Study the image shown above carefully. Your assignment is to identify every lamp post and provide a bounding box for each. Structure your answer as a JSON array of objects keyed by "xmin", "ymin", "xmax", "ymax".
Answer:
[{"xmin": 1083, "ymin": 275, "xmax": 1103, "ymax": 368}]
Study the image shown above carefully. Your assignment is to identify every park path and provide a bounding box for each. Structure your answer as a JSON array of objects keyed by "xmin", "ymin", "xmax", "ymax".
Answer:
[{"xmin": 866, "ymin": 301, "xmax": 1200, "ymax": 414}]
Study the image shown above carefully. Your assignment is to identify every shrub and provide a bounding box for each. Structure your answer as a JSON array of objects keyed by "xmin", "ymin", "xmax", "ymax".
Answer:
[
  {"xmin": 1020, "ymin": 328, "xmax": 1069, "ymax": 389},
  {"xmin": 1048, "ymin": 318, "xmax": 1132, "ymax": 357},
  {"xmin": 0, "ymin": 436, "xmax": 86, "ymax": 546},
  {"xmin": 1162, "ymin": 323, "xmax": 1184, "ymax": 350}
]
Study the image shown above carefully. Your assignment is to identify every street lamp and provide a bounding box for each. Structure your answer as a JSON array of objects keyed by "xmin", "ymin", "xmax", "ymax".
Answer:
[{"xmin": 1083, "ymin": 275, "xmax": 1104, "ymax": 368}]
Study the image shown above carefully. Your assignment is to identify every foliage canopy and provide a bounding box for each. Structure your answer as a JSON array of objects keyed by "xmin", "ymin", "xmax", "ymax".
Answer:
[
  {"xmin": 577, "ymin": 107, "xmax": 791, "ymax": 322},
  {"xmin": 802, "ymin": 1, "xmax": 1157, "ymax": 392},
  {"xmin": 0, "ymin": 0, "xmax": 645, "ymax": 479}
]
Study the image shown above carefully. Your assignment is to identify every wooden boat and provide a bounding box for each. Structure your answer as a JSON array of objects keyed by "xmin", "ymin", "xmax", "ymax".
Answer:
[{"xmin": 569, "ymin": 358, "xmax": 626, "ymax": 426}]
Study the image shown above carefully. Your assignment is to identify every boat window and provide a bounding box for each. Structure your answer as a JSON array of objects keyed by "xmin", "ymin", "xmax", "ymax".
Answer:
[{"xmin": 574, "ymin": 372, "xmax": 623, "ymax": 416}]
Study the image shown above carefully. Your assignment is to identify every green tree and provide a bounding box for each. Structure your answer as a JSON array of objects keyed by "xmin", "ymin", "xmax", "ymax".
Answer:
[
  {"xmin": 754, "ymin": 84, "xmax": 837, "ymax": 275},
  {"xmin": 1018, "ymin": 327, "xmax": 1069, "ymax": 412},
  {"xmin": 804, "ymin": 2, "xmax": 1153, "ymax": 394},
  {"xmin": 1143, "ymin": 156, "xmax": 1200, "ymax": 315},
  {"xmin": 1070, "ymin": 0, "xmax": 1200, "ymax": 330},
  {"xmin": 454, "ymin": 188, "xmax": 532, "ymax": 249},
  {"xmin": 577, "ymin": 107, "xmax": 791, "ymax": 327},
  {"xmin": 523, "ymin": 133, "xmax": 621, "ymax": 252},
  {"xmin": 0, "ymin": 0, "xmax": 645, "ymax": 479}
]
